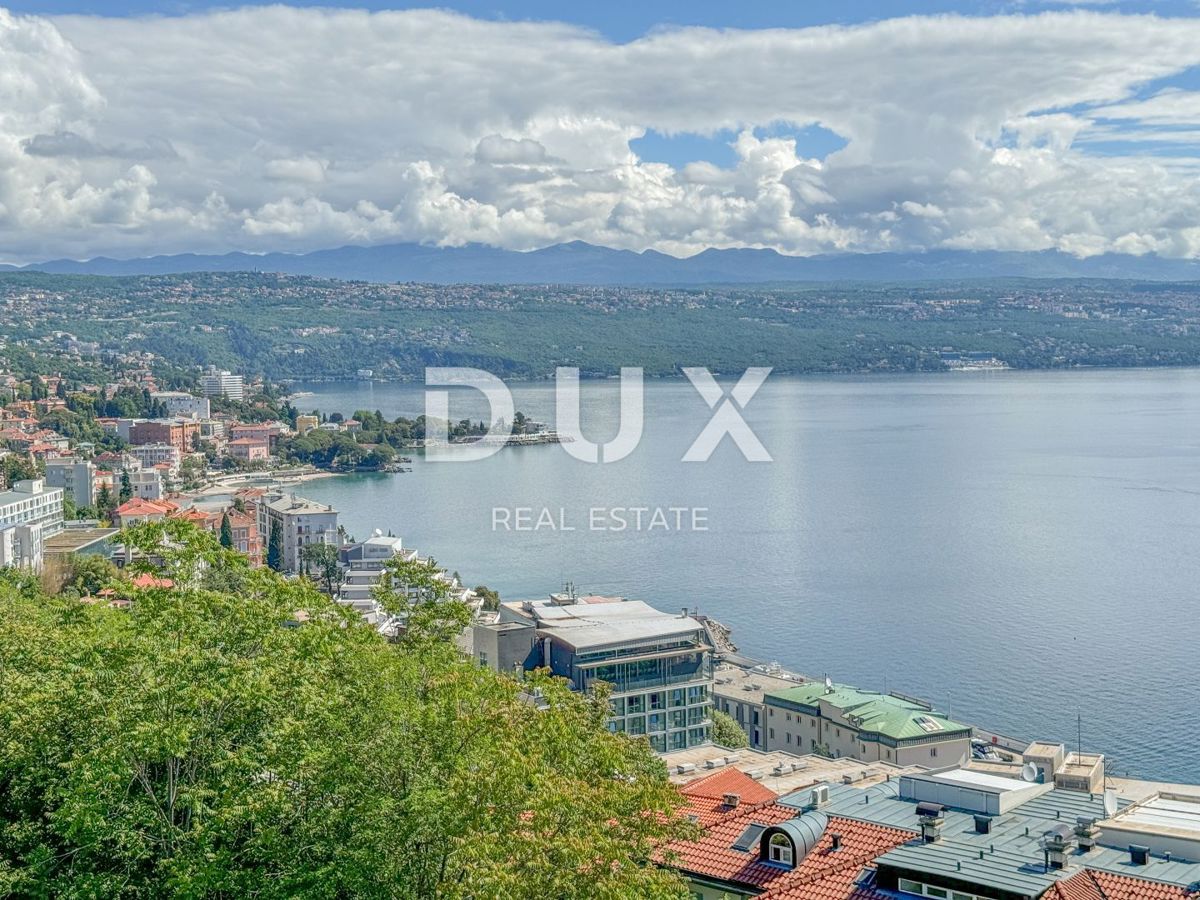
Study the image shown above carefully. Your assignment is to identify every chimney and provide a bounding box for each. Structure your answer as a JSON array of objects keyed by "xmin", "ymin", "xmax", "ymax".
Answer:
[
  {"xmin": 830, "ymin": 833, "xmax": 843, "ymax": 851},
  {"xmin": 681, "ymin": 607, "xmax": 688, "ymax": 619},
  {"xmin": 917, "ymin": 802, "xmax": 945, "ymax": 843},
  {"xmin": 1130, "ymin": 845, "xmax": 1150, "ymax": 866},
  {"xmin": 723, "ymin": 793, "xmax": 741, "ymax": 809},
  {"xmin": 974, "ymin": 815, "xmax": 994, "ymax": 835},
  {"xmin": 1042, "ymin": 825, "xmax": 1075, "ymax": 870},
  {"xmin": 1074, "ymin": 817, "xmax": 1100, "ymax": 853}
]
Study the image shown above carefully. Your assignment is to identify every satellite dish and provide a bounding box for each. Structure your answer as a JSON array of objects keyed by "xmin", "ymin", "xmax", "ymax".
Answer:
[
  {"xmin": 1021, "ymin": 763, "xmax": 1039, "ymax": 783},
  {"xmin": 1103, "ymin": 790, "xmax": 1118, "ymax": 818}
]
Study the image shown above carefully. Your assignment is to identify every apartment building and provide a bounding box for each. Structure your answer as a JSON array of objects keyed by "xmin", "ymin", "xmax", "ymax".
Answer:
[
  {"xmin": 337, "ymin": 533, "xmax": 413, "ymax": 621},
  {"xmin": 489, "ymin": 594, "xmax": 715, "ymax": 752},
  {"xmin": 227, "ymin": 437, "xmax": 269, "ymax": 462},
  {"xmin": 712, "ymin": 661, "xmax": 808, "ymax": 750},
  {"xmin": 151, "ymin": 391, "xmax": 211, "ymax": 420},
  {"xmin": 128, "ymin": 419, "xmax": 201, "ymax": 454},
  {"xmin": 0, "ymin": 479, "xmax": 65, "ymax": 570},
  {"xmin": 764, "ymin": 681, "xmax": 971, "ymax": 766},
  {"xmin": 256, "ymin": 492, "xmax": 338, "ymax": 575},
  {"xmin": 125, "ymin": 443, "xmax": 181, "ymax": 472},
  {"xmin": 200, "ymin": 368, "xmax": 245, "ymax": 401},
  {"xmin": 44, "ymin": 456, "xmax": 97, "ymax": 508}
]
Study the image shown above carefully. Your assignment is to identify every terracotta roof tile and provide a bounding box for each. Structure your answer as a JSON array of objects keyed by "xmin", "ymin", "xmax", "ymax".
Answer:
[
  {"xmin": 1050, "ymin": 870, "xmax": 1200, "ymax": 900},
  {"xmin": 665, "ymin": 800, "xmax": 915, "ymax": 898},
  {"xmin": 681, "ymin": 767, "xmax": 780, "ymax": 805}
]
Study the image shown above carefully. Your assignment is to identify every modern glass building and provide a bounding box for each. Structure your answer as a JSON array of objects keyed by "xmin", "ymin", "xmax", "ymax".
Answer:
[{"xmin": 496, "ymin": 597, "xmax": 714, "ymax": 752}]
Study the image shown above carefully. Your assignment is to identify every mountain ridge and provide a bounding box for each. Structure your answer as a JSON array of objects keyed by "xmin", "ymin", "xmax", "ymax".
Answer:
[{"xmin": 6, "ymin": 241, "xmax": 1200, "ymax": 284}]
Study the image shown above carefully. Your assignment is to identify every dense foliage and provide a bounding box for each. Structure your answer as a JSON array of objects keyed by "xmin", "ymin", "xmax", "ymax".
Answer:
[
  {"xmin": 0, "ymin": 524, "xmax": 690, "ymax": 898},
  {"xmin": 710, "ymin": 710, "xmax": 750, "ymax": 750}
]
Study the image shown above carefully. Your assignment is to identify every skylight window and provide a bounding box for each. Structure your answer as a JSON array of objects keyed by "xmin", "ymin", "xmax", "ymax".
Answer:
[{"xmin": 732, "ymin": 823, "xmax": 766, "ymax": 853}]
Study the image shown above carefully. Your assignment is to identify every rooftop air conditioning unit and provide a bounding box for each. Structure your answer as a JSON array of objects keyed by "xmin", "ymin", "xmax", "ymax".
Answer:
[
  {"xmin": 676, "ymin": 763, "xmax": 696, "ymax": 775},
  {"xmin": 705, "ymin": 758, "xmax": 727, "ymax": 770}
]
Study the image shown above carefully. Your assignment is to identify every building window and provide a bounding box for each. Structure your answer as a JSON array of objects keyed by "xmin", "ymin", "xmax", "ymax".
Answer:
[
  {"xmin": 649, "ymin": 692, "xmax": 665, "ymax": 711},
  {"xmin": 670, "ymin": 688, "xmax": 686, "ymax": 708},
  {"xmin": 769, "ymin": 728, "xmax": 775, "ymax": 740},
  {"xmin": 648, "ymin": 713, "xmax": 665, "ymax": 733},
  {"xmin": 627, "ymin": 716, "xmax": 646, "ymax": 736},
  {"xmin": 670, "ymin": 709, "xmax": 686, "ymax": 729},
  {"xmin": 669, "ymin": 731, "xmax": 687, "ymax": 751},
  {"xmin": 899, "ymin": 879, "xmax": 924, "ymax": 895},
  {"xmin": 931, "ymin": 747, "xmax": 938, "ymax": 758},
  {"xmin": 786, "ymin": 733, "xmax": 792, "ymax": 744},
  {"xmin": 627, "ymin": 695, "xmax": 645, "ymax": 714},
  {"xmin": 687, "ymin": 685, "xmax": 706, "ymax": 704},
  {"xmin": 768, "ymin": 834, "xmax": 793, "ymax": 867}
]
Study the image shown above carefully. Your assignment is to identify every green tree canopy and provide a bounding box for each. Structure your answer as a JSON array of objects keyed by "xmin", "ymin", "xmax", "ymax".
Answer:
[
  {"xmin": 266, "ymin": 520, "xmax": 283, "ymax": 572},
  {"xmin": 300, "ymin": 541, "xmax": 339, "ymax": 595},
  {"xmin": 0, "ymin": 524, "xmax": 689, "ymax": 898},
  {"xmin": 710, "ymin": 709, "xmax": 750, "ymax": 750}
]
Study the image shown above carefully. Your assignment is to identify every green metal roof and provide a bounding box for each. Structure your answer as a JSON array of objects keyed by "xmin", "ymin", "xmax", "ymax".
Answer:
[{"xmin": 766, "ymin": 682, "xmax": 970, "ymax": 741}]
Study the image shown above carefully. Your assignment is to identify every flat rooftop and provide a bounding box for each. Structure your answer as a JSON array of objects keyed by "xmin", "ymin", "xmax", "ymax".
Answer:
[
  {"xmin": 714, "ymin": 660, "xmax": 807, "ymax": 705},
  {"xmin": 513, "ymin": 599, "xmax": 706, "ymax": 651},
  {"xmin": 45, "ymin": 527, "xmax": 119, "ymax": 554},
  {"xmin": 662, "ymin": 746, "xmax": 917, "ymax": 795},
  {"xmin": 1106, "ymin": 793, "xmax": 1200, "ymax": 840},
  {"xmin": 923, "ymin": 767, "xmax": 1033, "ymax": 793}
]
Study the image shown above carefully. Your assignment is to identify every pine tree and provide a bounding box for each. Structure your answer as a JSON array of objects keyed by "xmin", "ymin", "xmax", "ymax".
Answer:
[
  {"xmin": 219, "ymin": 512, "xmax": 234, "ymax": 550},
  {"xmin": 266, "ymin": 521, "xmax": 283, "ymax": 572},
  {"xmin": 96, "ymin": 485, "xmax": 114, "ymax": 523},
  {"xmin": 119, "ymin": 471, "xmax": 133, "ymax": 503}
]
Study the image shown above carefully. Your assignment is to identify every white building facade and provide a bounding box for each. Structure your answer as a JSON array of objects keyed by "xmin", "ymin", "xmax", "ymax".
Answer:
[
  {"xmin": 257, "ymin": 492, "xmax": 339, "ymax": 575},
  {"xmin": 0, "ymin": 479, "xmax": 65, "ymax": 570}
]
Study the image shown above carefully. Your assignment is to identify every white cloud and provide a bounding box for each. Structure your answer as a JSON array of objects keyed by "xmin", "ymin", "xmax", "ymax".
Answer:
[{"xmin": 4, "ymin": 6, "xmax": 1200, "ymax": 262}]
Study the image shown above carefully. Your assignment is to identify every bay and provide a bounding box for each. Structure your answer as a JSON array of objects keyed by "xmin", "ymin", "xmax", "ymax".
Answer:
[{"xmin": 291, "ymin": 369, "xmax": 1200, "ymax": 783}]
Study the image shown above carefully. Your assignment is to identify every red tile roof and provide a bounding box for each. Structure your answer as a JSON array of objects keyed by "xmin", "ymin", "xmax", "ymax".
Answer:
[
  {"xmin": 664, "ymin": 800, "xmax": 915, "ymax": 897},
  {"xmin": 678, "ymin": 768, "xmax": 781, "ymax": 827},
  {"xmin": 1050, "ymin": 870, "xmax": 1200, "ymax": 900},
  {"xmin": 116, "ymin": 498, "xmax": 174, "ymax": 517},
  {"xmin": 130, "ymin": 572, "xmax": 174, "ymax": 589},
  {"xmin": 682, "ymin": 768, "xmax": 780, "ymax": 805}
]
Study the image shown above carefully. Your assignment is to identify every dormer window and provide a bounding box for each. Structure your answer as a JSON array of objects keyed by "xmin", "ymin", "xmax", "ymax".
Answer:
[{"xmin": 767, "ymin": 833, "xmax": 794, "ymax": 867}]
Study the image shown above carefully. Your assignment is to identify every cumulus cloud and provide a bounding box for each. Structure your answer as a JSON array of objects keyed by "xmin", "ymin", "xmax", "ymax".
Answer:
[{"xmin": 5, "ymin": 5, "xmax": 1200, "ymax": 262}]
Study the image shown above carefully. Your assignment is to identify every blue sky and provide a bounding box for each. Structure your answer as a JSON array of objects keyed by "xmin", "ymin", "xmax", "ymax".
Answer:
[{"xmin": 13, "ymin": 1, "xmax": 1200, "ymax": 41}]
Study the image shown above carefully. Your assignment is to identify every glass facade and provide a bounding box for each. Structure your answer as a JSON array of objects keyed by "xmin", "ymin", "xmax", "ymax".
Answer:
[{"xmin": 554, "ymin": 629, "xmax": 713, "ymax": 750}]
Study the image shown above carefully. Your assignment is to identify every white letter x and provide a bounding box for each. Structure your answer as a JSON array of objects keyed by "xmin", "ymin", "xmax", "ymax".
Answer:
[{"xmin": 681, "ymin": 367, "xmax": 772, "ymax": 462}]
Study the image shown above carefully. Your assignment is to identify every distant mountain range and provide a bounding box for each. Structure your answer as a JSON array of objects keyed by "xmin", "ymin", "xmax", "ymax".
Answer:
[{"xmin": 6, "ymin": 241, "xmax": 1200, "ymax": 284}]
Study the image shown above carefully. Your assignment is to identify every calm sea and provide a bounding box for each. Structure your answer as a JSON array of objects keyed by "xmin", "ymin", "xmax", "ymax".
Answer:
[{"xmin": 291, "ymin": 369, "xmax": 1200, "ymax": 783}]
